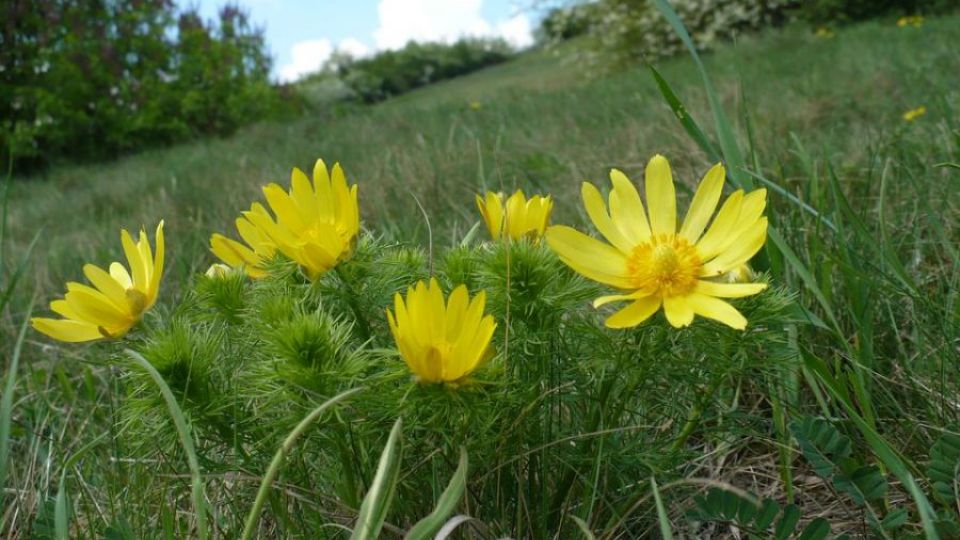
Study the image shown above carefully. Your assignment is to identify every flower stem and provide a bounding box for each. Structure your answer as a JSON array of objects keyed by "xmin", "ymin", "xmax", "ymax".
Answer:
[{"xmin": 669, "ymin": 373, "xmax": 725, "ymax": 454}]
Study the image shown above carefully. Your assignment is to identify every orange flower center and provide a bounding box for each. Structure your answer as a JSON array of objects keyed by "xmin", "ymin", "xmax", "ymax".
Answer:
[{"xmin": 627, "ymin": 234, "xmax": 702, "ymax": 297}]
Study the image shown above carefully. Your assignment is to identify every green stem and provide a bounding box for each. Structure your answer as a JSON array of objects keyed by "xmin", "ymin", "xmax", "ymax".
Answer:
[
  {"xmin": 241, "ymin": 387, "xmax": 363, "ymax": 540},
  {"xmin": 334, "ymin": 268, "xmax": 372, "ymax": 342},
  {"xmin": 669, "ymin": 373, "xmax": 725, "ymax": 454}
]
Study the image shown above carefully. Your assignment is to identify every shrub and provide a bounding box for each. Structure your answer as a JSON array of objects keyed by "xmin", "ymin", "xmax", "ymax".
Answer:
[
  {"xmin": 593, "ymin": 0, "xmax": 795, "ymax": 63},
  {"xmin": 337, "ymin": 38, "xmax": 514, "ymax": 103},
  {"xmin": 537, "ymin": 3, "xmax": 599, "ymax": 42},
  {"xmin": 0, "ymin": 1, "xmax": 293, "ymax": 172}
]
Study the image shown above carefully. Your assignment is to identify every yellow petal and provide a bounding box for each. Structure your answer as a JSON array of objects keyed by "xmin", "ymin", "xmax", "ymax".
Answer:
[
  {"xmin": 121, "ymin": 229, "xmax": 148, "ymax": 291},
  {"xmin": 695, "ymin": 280, "xmax": 767, "ymax": 298},
  {"xmin": 83, "ymin": 264, "xmax": 126, "ymax": 302},
  {"xmin": 695, "ymin": 190, "xmax": 744, "ymax": 261},
  {"xmin": 312, "ymin": 161, "xmax": 334, "ymax": 218},
  {"xmin": 604, "ymin": 296, "xmax": 661, "ymax": 329},
  {"xmin": 290, "ymin": 167, "xmax": 319, "ymax": 222},
  {"xmin": 263, "ymin": 183, "xmax": 307, "ymax": 233},
  {"xmin": 608, "ymin": 169, "xmax": 652, "ymax": 244},
  {"xmin": 109, "ymin": 262, "xmax": 133, "ymax": 289},
  {"xmin": 645, "ymin": 155, "xmax": 676, "ymax": 236},
  {"xmin": 31, "ymin": 318, "xmax": 104, "ymax": 342},
  {"xmin": 679, "ymin": 163, "xmax": 725, "ymax": 243},
  {"xmin": 592, "ymin": 290, "xmax": 650, "ymax": 308},
  {"xmin": 64, "ymin": 287, "xmax": 132, "ymax": 327},
  {"xmin": 582, "ymin": 182, "xmax": 633, "ymax": 253},
  {"xmin": 149, "ymin": 220, "xmax": 164, "ymax": 303},
  {"xmin": 445, "ymin": 284, "xmax": 469, "ymax": 341},
  {"xmin": 545, "ymin": 226, "xmax": 633, "ymax": 289},
  {"xmin": 211, "ymin": 234, "xmax": 258, "ymax": 267},
  {"xmin": 700, "ymin": 218, "xmax": 768, "ymax": 277},
  {"xmin": 686, "ymin": 293, "xmax": 748, "ymax": 330},
  {"xmin": 663, "ymin": 295, "xmax": 694, "ymax": 328}
]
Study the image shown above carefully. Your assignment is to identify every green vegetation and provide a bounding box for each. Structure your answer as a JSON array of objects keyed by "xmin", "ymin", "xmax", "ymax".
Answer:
[
  {"xmin": 1, "ymin": 1, "xmax": 289, "ymax": 171},
  {"xmin": 3, "ymin": 11, "xmax": 960, "ymax": 538}
]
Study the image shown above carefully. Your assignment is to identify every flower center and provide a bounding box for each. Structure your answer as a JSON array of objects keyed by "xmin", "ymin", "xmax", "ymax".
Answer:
[{"xmin": 627, "ymin": 234, "xmax": 702, "ymax": 297}]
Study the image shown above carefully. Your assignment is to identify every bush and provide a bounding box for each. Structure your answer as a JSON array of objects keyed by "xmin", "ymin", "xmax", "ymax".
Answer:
[
  {"xmin": 537, "ymin": 3, "xmax": 599, "ymax": 42},
  {"xmin": 593, "ymin": 0, "xmax": 794, "ymax": 63},
  {"xmin": 337, "ymin": 38, "xmax": 514, "ymax": 103},
  {"xmin": 0, "ymin": 1, "xmax": 294, "ymax": 172},
  {"xmin": 795, "ymin": 0, "xmax": 960, "ymax": 25}
]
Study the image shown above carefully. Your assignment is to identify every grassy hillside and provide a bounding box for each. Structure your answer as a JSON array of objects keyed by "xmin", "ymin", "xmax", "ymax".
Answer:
[{"xmin": 3, "ymin": 14, "xmax": 959, "ymax": 538}]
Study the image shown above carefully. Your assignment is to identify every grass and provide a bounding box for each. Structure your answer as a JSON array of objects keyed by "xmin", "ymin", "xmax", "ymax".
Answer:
[{"xmin": 3, "ymin": 14, "xmax": 959, "ymax": 538}]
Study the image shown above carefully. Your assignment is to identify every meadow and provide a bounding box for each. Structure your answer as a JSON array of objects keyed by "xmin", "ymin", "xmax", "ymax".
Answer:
[{"xmin": 2, "ymin": 11, "xmax": 959, "ymax": 539}]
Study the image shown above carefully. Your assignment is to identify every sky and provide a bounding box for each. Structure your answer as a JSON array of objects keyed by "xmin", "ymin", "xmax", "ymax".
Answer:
[{"xmin": 189, "ymin": 0, "xmax": 541, "ymax": 83}]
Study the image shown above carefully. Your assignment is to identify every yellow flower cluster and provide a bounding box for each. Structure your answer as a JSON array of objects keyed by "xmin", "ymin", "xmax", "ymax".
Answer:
[
  {"xmin": 33, "ymin": 154, "xmax": 770, "ymax": 385},
  {"xmin": 897, "ymin": 15, "xmax": 924, "ymax": 27},
  {"xmin": 902, "ymin": 106, "xmax": 926, "ymax": 122}
]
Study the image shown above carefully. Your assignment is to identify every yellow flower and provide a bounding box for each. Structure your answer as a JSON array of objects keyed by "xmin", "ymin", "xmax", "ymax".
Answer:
[
  {"xmin": 210, "ymin": 204, "xmax": 277, "ymax": 278},
  {"xmin": 221, "ymin": 159, "xmax": 359, "ymax": 281},
  {"xmin": 897, "ymin": 15, "xmax": 923, "ymax": 27},
  {"xmin": 469, "ymin": 101, "xmax": 482, "ymax": 110},
  {"xmin": 476, "ymin": 190, "xmax": 553, "ymax": 241},
  {"xmin": 32, "ymin": 221, "xmax": 165, "ymax": 342},
  {"xmin": 386, "ymin": 278, "xmax": 497, "ymax": 383},
  {"xmin": 204, "ymin": 263, "xmax": 233, "ymax": 278},
  {"xmin": 902, "ymin": 106, "xmax": 926, "ymax": 122},
  {"xmin": 545, "ymin": 155, "xmax": 768, "ymax": 330},
  {"xmin": 814, "ymin": 27, "xmax": 834, "ymax": 38}
]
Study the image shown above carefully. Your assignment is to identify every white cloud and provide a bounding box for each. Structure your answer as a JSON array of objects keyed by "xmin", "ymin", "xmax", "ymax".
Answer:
[
  {"xmin": 496, "ymin": 13, "xmax": 533, "ymax": 49},
  {"xmin": 279, "ymin": 39, "xmax": 333, "ymax": 82},
  {"xmin": 279, "ymin": 37, "xmax": 374, "ymax": 82},
  {"xmin": 373, "ymin": 0, "xmax": 532, "ymax": 50},
  {"xmin": 337, "ymin": 37, "xmax": 371, "ymax": 59}
]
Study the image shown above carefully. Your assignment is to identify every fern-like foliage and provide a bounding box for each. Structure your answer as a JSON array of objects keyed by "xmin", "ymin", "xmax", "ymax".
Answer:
[{"xmin": 688, "ymin": 488, "xmax": 834, "ymax": 540}]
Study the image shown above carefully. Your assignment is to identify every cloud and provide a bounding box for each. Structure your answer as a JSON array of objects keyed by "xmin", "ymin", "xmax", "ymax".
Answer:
[
  {"xmin": 279, "ymin": 37, "xmax": 373, "ymax": 82},
  {"xmin": 496, "ymin": 13, "xmax": 533, "ymax": 49},
  {"xmin": 279, "ymin": 39, "xmax": 333, "ymax": 82},
  {"xmin": 373, "ymin": 0, "xmax": 532, "ymax": 50},
  {"xmin": 338, "ymin": 37, "xmax": 371, "ymax": 59}
]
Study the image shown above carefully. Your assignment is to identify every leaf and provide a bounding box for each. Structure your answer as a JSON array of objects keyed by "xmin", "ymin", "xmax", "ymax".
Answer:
[
  {"xmin": 797, "ymin": 517, "xmax": 831, "ymax": 540},
  {"xmin": 0, "ymin": 300, "xmax": 33, "ymax": 491},
  {"xmin": 927, "ymin": 432, "xmax": 960, "ymax": 504},
  {"xmin": 568, "ymin": 515, "xmax": 596, "ymax": 540},
  {"xmin": 241, "ymin": 387, "xmax": 364, "ymax": 540},
  {"xmin": 773, "ymin": 504, "xmax": 800, "ymax": 540},
  {"xmin": 790, "ymin": 417, "xmax": 852, "ymax": 478},
  {"xmin": 351, "ymin": 417, "xmax": 403, "ymax": 540},
  {"xmin": 835, "ymin": 464, "xmax": 888, "ymax": 504},
  {"xmin": 125, "ymin": 350, "xmax": 208, "ymax": 540},
  {"xmin": 648, "ymin": 66, "xmax": 721, "ymax": 164},
  {"xmin": 405, "ymin": 448, "xmax": 469, "ymax": 540}
]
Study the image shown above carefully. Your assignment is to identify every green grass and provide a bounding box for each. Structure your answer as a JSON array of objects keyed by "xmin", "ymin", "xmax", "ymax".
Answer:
[{"xmin": 3, "ymin": 14, "xmax": 959, "ymax": 538}]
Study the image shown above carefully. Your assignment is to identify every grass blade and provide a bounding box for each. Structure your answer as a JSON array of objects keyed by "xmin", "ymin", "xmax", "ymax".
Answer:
[
  {"xmin": 351, "ymin": 417, "xmax": 403, "ymax": 540},
  {"xmin": 241, "ymin": 387, "xmax": 364, "ymax": 540},
  {"xmin": 649, "ymin": 66, "xmax": 721, "ymax": 163},
  {"xmin": 650, "ymin": 0, "xmax": 749, "ymax": 186},
  {"xmin": 569, "ymin": 515, "xmax": 597, "ymax": 540},
  {"xmin": 125, "ymin": 349, "xmax": 209, "ymax": 540},
  {"xmin": 0, "ymin": 298, "xmax": 33, "ymax": 491},
  {"xmin": 405, "ymin": 447, "xmax": 469, "ymax": 540},
  {"xmin": 650, "ymin": 478, "xmax": 675, "ymax": 540}
]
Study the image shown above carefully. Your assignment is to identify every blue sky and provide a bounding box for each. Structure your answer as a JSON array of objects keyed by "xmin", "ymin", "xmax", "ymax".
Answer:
[{"xmin": 188, "ymin": 0, "xmax": 541, "ymax": 82}]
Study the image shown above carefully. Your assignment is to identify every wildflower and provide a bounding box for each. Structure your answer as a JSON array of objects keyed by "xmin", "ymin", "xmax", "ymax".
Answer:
[
  {"xmin": 210, "ymin": 205, "xmax": 278, "ymax": 278},
  {"xmin": 897, "ymin": 15, "xmax": 923, "ymax": 27},
  {"xmin": 469, "ymin": 101, "xmax": 482, "ymax": 110},
  {"xmin": 32, "ymin": 221, "xmax": 165, "ymax": 342},
  {"xmin": 220, "ymin": 159, "xmax": 359, "ymax": 281},
  {"xmin": 814, "ymin": 27, "xmax": 834, "ymax": 38},
  {"xmin": 476, "ymin": 190, "xmax": 553, "ymax": 241},
  {"xmin": 386, "ymin": 278, "xmax": 497, "ymax": 383},
  {"xmin": 204, "ymin": 263, "xmax": 233, "ymax": 278},
  {"xmin": 902, "ymin": 106, "xmax": 926, "ymax": 122},
  {"xmin": 545, "ymin": 155, "xmax": 768, "ymax": 330}
]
